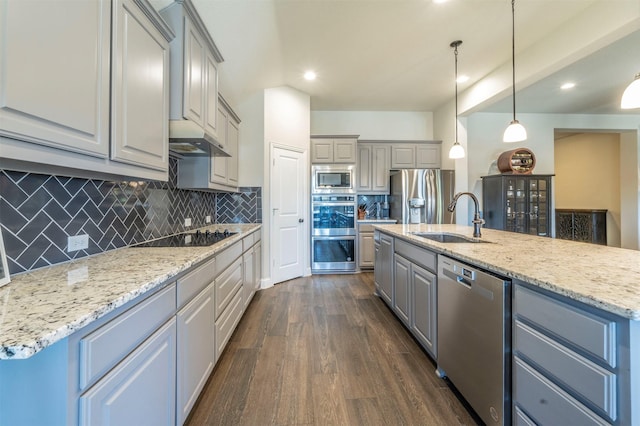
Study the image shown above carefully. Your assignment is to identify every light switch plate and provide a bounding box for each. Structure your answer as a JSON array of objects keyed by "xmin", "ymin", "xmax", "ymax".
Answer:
[
  {"xmin": 184, "ymin": 218, "xmax": 192, "ymax": 227},
  {"xmin": 206, "ymin": 215, "xmax": 211, "ymax": 223},
  {"xmin": 68, "ymin": 234, "xmax": 89, "ymax": 252}
]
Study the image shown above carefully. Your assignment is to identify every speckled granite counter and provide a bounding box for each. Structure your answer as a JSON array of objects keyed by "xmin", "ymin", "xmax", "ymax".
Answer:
[
  {"xmin": 0, "ymin": 224, "xmax": 260, "ymax": 360},
  {"xmin": 374, "ymin": 223, "xmax": 640, "ymax": 320}
]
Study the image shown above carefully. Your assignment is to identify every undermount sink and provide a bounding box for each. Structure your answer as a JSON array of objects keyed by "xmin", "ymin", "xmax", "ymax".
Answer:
[{"xmin": 411, "ymin": 232, "xmax": 491, "ymax": 243}]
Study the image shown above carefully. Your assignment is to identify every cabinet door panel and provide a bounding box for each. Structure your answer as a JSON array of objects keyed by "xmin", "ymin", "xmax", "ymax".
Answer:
[
  {"xmin": 393, "ymin": 254, "xmax": 411, "ymax": 325},
  {"xmin": 183, "ymin": 18, "xmax": 205, "ymax": 125},
  {"xmin": 415, "ymin": 144, "xmax": 441, "ymax": 168},
  {"xmin": 204, "ymin": 52, "xmax": 219, "ymax": 138},
  {"xmin": 0, "ymin": 0, "xmax": 110, "ymax": 157},
  {"xmin": 111, "ymin": 0, "xmax": 169, "ymax": 170},
  {"xmin": 358, "ymin": 232, "xmax": 375, "ymax": 268},
  {"xmin": 357, "ymin": 144, "xmax": 372, "ymax": 191},
  {"xmin": 211, "ymin": 106, "xmax": 228, "ymax": 184},
  {"xmin": 227, "ymin": 119, "xmax": 239, "ymax": 186},
  {"xmin": 79, "ymin": 319, "xmax": 177, "ymax": 426},
  {"xmin": 375, "ymin": 234, "xmax": 394, "ymax": 305},
  {"xmin": 372, "ymin": 145, "xmax": 390, "ymax": 192},
  {"xmin": 333, "ymin": 139, "xmax": 356, "ymax": 163},
  {"xmin": 411, "ymin": 263, "xmax": 437, "ymax": 358},
  {"xmin": 176, "ymin": 285, "xmax": 215, "ymax": 425},
  {"xmin": 391, "ymin": 145, "xmax": 415, "ymax": 169},
  {"xmin": 311, "ymin": 140, "xmax": 333, "ymax": 163}
]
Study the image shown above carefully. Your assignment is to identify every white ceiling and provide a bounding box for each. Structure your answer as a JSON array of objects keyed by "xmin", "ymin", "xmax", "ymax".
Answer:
[{"xmin": 154, "ymin": 0, "xmax": 640, "ymax": 115}]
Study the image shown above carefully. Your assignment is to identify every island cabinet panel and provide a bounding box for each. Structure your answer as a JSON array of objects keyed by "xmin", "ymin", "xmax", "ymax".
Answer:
[
  {"xmin": 79, "ymin": 318, "xmax": 177, "ymax": 426},
  {"xmin": 374, "ymin": 231, "xmax": 394, "ymax": 305},
  {"xmin": 393, "ymin": 254, "xmax": 411, "ymax": 325},
  {"xmin": 512, "ymin": 283, "xmax": 625, "ymax": 425},
  {"xmin": 410, "ymin": 263, "xmax": 437, "ymax": 359}
]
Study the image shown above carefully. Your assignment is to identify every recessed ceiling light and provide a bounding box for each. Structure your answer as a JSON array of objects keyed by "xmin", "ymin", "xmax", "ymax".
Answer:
[
  {"xmin": 561, "ymin": 82, "xmax": 575, "ymax": 90},
  {"xmin": 304, "ymin": 71, "xmax": 316, "ymax": 81},
  {"xmin": 456, "ymin": 75, "xmax": 469, "ymax": 84}
]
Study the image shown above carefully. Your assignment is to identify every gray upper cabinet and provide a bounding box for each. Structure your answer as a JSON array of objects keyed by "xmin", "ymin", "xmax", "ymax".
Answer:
[
  {"xmin": 0, "ymin": 0, "xmax": 111, "ymax": 157},
  {"xmin": 162, "ymin": 0, "xmax": 221, "ymax": 139},
  {"xmin": 178, "ymin": 95, "xmax": 240, "ymax": 191},
  {"xmin": 311, "ymin": 137, "xmax": 357, "ymax": 163},
  {"xmin": 111, "ymin": 0, "xmax": 170, "ymax": 171},
  {"xmin": 390, "ymin": 142, "xmax": 441, "ymax": 169},
  {"xmin": 357, "ymin": 143, "xmax": 390, "ymax": 194},
  {"xmin": 0, "ymin": 0, "xmax": 173, "ymax": 181}
]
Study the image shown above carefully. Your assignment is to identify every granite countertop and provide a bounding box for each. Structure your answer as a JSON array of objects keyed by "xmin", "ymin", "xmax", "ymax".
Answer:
[
  {"xmin": 0, "ymin": 224, "xmax": 261, "ymax": 360},
  {"xmin": 374, "ymin": 223, "xmax": 640, "ymax": 320},
  {"xmin": 357, "ymin": 218, "xmax": 397, "ymax": 223}
]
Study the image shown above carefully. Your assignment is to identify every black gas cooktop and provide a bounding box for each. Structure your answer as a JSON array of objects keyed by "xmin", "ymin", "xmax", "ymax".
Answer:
[{"xmin": 134, "ymin": 230, "xmax": 237, "ymax": 248}]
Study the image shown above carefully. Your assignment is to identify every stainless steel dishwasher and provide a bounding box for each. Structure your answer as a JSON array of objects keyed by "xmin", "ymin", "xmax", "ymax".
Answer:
[{"xmin": 436, "ymin": 255, "xmax": 511, "ymax": 425}]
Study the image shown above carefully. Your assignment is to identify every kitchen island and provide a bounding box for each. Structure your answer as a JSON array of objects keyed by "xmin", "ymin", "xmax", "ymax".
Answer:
[
  {"xmin": 0, "ymin": 223, "xmax": 261, "ymax": 426},
  {"xmin": 374, "ymin": 223, "xmax": 640, "ymax": 426}
]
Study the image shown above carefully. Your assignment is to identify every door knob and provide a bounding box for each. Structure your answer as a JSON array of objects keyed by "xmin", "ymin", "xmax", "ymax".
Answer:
[{"xmin": 298, "ymin": 218, "xmax": 304, "ymax": 223}]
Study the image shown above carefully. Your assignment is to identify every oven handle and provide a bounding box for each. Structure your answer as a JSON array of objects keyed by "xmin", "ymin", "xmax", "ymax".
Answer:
[
  {"xmin": 312, "ymin": 202, "xmax": 356, "ymax": 207},
  {"xmin": 312, "ymin": 235, "xmax": 356, "ymax": 241}
]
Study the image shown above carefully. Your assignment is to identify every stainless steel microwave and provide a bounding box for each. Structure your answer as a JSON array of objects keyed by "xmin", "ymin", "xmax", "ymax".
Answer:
[{"xmin": 311, "ymin": 165, "xmax": 355, "ymax": 194}]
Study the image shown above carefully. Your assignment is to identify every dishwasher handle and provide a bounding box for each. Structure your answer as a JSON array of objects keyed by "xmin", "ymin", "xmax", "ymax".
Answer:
[{"xmin": 442, "ymin": 267, "xmax": 474, "ymax": 288}]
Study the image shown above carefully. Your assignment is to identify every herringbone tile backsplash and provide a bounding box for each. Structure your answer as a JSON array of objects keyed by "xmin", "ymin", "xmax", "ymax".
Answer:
[{"xmin": 0, "ymin": 158, "xmax": 261, "ymax": 275}]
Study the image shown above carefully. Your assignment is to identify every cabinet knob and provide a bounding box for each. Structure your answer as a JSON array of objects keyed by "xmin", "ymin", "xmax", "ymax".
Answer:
[{"xmin": 298, "ymin": 218, "xmax": 304, "ymax": 223}]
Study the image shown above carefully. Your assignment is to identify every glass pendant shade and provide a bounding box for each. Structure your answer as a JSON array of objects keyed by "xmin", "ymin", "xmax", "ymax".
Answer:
[
  {"xmin": 503, "ymin": 119, "xmax": 527, "ymax": 143},
  {"xmin": 449, "ymin": 142, "xmax": 465, "ymax": 159},
  {"xmin": 621, "ymin": 73, "xmax": 640, "ymax": 109}
]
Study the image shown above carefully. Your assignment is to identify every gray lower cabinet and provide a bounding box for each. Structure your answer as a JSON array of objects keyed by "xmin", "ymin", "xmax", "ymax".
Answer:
[
  {"xmin": 512, "ymin": 283, "xmax": 633, "ymax": 425},
  {"xmin": 243, "ymin": 231, "xmax": 262, "ymax": 308},
  {"xmin": 0, "ymin": 231, "xmax": 261, "ymax": 426},
  {"xmin": 374, "ymin": 231, "xmax": 394, "ymax": 305},
  {"xmin": 79, "ymin": 318, "xmax": 177, "ymax": 426},
  {"xmin": 393, "ymin": 238, "xmax": 437, "ymax": 359}
]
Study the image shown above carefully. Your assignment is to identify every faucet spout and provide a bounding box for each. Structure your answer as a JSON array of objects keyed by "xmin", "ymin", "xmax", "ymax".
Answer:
[{"xmin": 448, "ymin": 192, "xmax": 484, "ymax": 237}]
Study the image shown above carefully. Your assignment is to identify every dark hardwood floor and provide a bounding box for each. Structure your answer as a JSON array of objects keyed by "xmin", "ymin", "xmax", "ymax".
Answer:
[{"xmin": 186, "ymin": 272, "xmax": 479, "ymax": 426}]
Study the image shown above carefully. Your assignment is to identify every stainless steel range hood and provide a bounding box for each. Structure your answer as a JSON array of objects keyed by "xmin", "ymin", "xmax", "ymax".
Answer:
[{"xmin": 168, "ymin": 120, "xmax": 230, "ymax": 157}]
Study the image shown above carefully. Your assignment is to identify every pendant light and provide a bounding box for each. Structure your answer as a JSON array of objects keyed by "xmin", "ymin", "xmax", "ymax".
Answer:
[
  {"xmin": 449, "ymin": 40, "xmax": 465, "ymax": 159},
  {"xmin": 621, "ymin": 72, "xmax": 640, "ymax": 109},
  {"xmin": 503, "ymin": 0, "xmax": 527, "ymax": 143}
]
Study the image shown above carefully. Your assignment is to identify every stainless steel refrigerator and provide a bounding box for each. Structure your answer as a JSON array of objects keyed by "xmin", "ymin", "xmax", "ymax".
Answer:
[{"xmin": 389, "ymin": 169, "xmax": 455, "ymax": 224}]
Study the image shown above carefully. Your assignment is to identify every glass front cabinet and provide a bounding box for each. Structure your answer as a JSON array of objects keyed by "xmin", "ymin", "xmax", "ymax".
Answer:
[{"xmin": 481, "ymin": 174, "xmax": 553, "ymax": 237}]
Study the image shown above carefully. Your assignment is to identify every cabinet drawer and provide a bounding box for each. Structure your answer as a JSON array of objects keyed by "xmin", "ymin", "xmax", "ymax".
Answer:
[
  {"xmin": 216, "ymin": 240, "xmax": 242, "ymax": 275},
  {"xmin": 242, "ymin": 232, "xmax": 256, "ymax": 252},
  {"xmin": 358, "ymin": 223, "xmax": 375, "ymax": 232},
  {"xmin": 514, "ymin": 357, "xmax": 609, "ymax": 426},
  {"xmin": 79, "ymin": 283, "xmax": 176, "ymax": 390},
  {"xmin": 177, "ymin": 257, "xmax": 215, "ymax": 309},
  {"xmin": 215, "ymin": 257, "xmax": 243, "ymax": 319},
  {"xmin": 394, "ymin": 238, "xmax": 436, "ymax": 272},
  {"xmin": 215, "ymin": 287, "xmax": 244, "ymax": 359},
  {"xmin": 514, "ymin": 285, "xmax": 616, "ymax": 367},
  {"xmin": 515, "ymin": 321, "xmax": 616, "ymax": 418}
]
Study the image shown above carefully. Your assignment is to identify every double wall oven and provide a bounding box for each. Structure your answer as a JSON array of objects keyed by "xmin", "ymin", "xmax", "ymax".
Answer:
[{"xmin": 311, "ymin": 166, "xmax": 357, "ymax": 272}]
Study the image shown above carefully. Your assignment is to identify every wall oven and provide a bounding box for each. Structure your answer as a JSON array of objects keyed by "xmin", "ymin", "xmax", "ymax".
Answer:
[
  {"xmin": 311, "ymin": 195, "xmax": 356, "ymax": 272},
  {"xmin": 311, "ymin": 165, "xmax": 355, "ymax": 194}
]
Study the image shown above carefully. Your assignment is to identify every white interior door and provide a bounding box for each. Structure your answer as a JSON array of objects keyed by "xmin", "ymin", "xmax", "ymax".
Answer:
[{"xmin": 271, "ymin": 146, "xmax": 306, "ymax": 284}]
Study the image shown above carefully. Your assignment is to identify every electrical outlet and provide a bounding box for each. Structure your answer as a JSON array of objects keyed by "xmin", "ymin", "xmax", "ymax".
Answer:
[
  {"xmin": 68, "ymin": 234, "xmax": 89, "ymax": 252},
  {"xmin": 184, "ymin": 218, "xmax": 192, "ymax": 227},
  {"xmin": 205, "ymin": 215, "xmax": 211, "ymax": 224}
]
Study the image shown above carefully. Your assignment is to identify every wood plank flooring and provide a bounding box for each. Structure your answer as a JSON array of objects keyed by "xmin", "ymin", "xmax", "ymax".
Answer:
[{"xmin": 186, "ymin": 273, "xmax": 480, "ymax": 426}]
